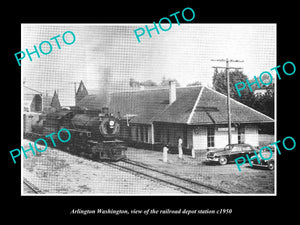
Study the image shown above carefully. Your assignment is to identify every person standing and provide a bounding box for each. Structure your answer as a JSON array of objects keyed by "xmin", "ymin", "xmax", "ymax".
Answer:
[
  {"xmin": 191, "ymin": 145, "xmax": 195, "ymax": 159},
  {"xmin": 163, "ymin": 144, "xmax": 169, "ymax": 163},
  {"xmin": 178, "ymin": 137, "xmax": 183, "ymax": 159}
]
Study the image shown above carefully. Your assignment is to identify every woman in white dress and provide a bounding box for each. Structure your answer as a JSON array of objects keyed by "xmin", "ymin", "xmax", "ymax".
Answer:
[{"xmin": 163, "ymin": 144, "xmax": 169, "ymax": 163}]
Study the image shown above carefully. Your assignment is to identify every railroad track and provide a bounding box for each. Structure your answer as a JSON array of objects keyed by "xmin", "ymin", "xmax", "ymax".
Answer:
[
  {"xmin": 22, "ymin": 139, "xmax": 229, "ymax": 194},
  {"xmin": 104, "ymin": 159, "xmax": 230, "ymax": 194},
  {"xmin": 23, "ymin": 177, "xmax": 44, "ymax": 194},
  {"xmin": 124, "ymin": 159, "xmax": 230, "ymax": 194}
]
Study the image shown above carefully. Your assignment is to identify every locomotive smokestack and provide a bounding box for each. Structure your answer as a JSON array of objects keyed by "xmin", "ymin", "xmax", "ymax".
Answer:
[
  {"xmin": 102, "ymin": 107, "xmax": 109, "ymax": 116},
  {"xmin": 169, "ymin": 81, "xmax": 176, "ymax": 105}
]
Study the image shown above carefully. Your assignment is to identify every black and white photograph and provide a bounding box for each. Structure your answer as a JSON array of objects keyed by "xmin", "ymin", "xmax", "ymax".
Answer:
[
  {"xmin": 3, "ymin": 2, "xmax": 299, "ymax": 220},
  {"xmin": 21, "ymin": 23, "xmax": 276, "ymax": 195}
]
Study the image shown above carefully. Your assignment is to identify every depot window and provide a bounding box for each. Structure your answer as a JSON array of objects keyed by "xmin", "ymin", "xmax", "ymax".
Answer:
[{"xmin": 207, "ymin": 127, "xmax": 215, "ymax": 147}]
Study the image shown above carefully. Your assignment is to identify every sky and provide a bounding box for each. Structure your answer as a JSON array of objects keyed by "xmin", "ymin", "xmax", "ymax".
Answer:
[{"xmin": 22, "ymin": 24, "xmax": 276, "ymax": 106}]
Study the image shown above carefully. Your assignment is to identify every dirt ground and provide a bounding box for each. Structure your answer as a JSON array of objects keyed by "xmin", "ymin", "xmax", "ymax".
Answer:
[
  {"xmin": 126, "ymin": 147, "xmax": 275, "ymax": 194},
  {"xmin": 22, "ymin": 140, "xmax": 184, "ymax": 195},
  {"xmin": 22, "ymin": 140, "xmax": 275, "ymax": 195}
]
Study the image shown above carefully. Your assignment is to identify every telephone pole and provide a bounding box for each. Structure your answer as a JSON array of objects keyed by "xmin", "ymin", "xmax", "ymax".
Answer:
[{"xmin": 211, "ymin": 58, "xmax": 244, "ymax": 145}]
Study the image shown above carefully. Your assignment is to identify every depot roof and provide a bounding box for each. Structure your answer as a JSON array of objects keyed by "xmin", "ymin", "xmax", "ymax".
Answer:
[{"xmin": 77, "ymin": 86, "xmax": 274, "ymax": 125}]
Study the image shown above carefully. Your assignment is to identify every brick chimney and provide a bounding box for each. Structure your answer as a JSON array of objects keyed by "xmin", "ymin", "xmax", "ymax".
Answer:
[{"xmin": 169, "ymin": 81, "xmax": 176, "ymax": 105}]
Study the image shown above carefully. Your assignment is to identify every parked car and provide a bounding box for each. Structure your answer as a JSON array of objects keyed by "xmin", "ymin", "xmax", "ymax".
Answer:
[
  {"xmin": 251, "ymin": 149, "xmax": 275, "ymax": 170},
  {"xmin": 206, "ymin": 143, "xmax": 257, "ymax": 165}
]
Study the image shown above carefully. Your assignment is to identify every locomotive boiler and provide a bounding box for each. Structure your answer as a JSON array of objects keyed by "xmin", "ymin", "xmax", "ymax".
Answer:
[{"xmin": 26, "ymin": 107, "xmax": 126, "ymax": 161}]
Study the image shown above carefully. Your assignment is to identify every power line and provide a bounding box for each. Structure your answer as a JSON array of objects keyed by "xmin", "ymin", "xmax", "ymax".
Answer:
[{"xmin": 211, "ymin": 58, "xmax": 244, "ymax": 145}]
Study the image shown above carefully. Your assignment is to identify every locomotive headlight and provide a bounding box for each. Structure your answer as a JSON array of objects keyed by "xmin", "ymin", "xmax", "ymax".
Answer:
[
  {"xmin": 109, "ymin": 120, "xmax": 115, "ymax": 127},
  {"xmin": 99, "ymin": 118, "xmax": 119, "ymax": 135}
]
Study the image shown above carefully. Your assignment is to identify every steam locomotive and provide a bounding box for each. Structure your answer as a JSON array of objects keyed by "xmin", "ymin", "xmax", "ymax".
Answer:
[{"xmin": 24, "ymin": 107, "xmax": 127, "ymax": 161}]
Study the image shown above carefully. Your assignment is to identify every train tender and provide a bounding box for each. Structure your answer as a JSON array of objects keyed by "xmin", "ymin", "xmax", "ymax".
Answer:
[{"xmin": 24, "ymin": 107, "xmax": 127, "ymax": 161}]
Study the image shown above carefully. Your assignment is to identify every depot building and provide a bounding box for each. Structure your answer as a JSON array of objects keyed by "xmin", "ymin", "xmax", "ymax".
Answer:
[{"xmin": 76, "ymin": 81, "xmax": 274, "ymax": 152}]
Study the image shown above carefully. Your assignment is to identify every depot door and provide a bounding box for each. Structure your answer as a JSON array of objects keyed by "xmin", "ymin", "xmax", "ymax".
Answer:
[{"xmin": 192, "ymin": 126, "xmax": 207, "ymax": 150}]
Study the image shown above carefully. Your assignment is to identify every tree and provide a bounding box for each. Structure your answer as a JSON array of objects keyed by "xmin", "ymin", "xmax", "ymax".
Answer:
[
  {"xmin": 187, "ymin": 81, "xmax": 202, "ymax": 86},
  {"xmin": 50, "ymin": 90, "xmax": 61, "ymax": 110},
  {"xmin": 130, "ymin": 78, "xmax": 158, "ymax": 87},
  {"xmin": 212, "ymin": 69, "xmax": 255, "ymax": 107},
  {"xmin": 212, "ymin": 69, "xmax": 274, "ymax": 119},
  {"xmin": 129, "ymin": 78, "xmax": 140, "ymax": 87},
  {"xmin": 140, "ymin": 80, "xmax": 157, "ymax": 86},
  {"xmin": 160, "ymin": 76, "xmax": 180, "ymax": 87},
  {"xmin": 251, "ymin": 83, "xmax": 274, "ymax": 119}
]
